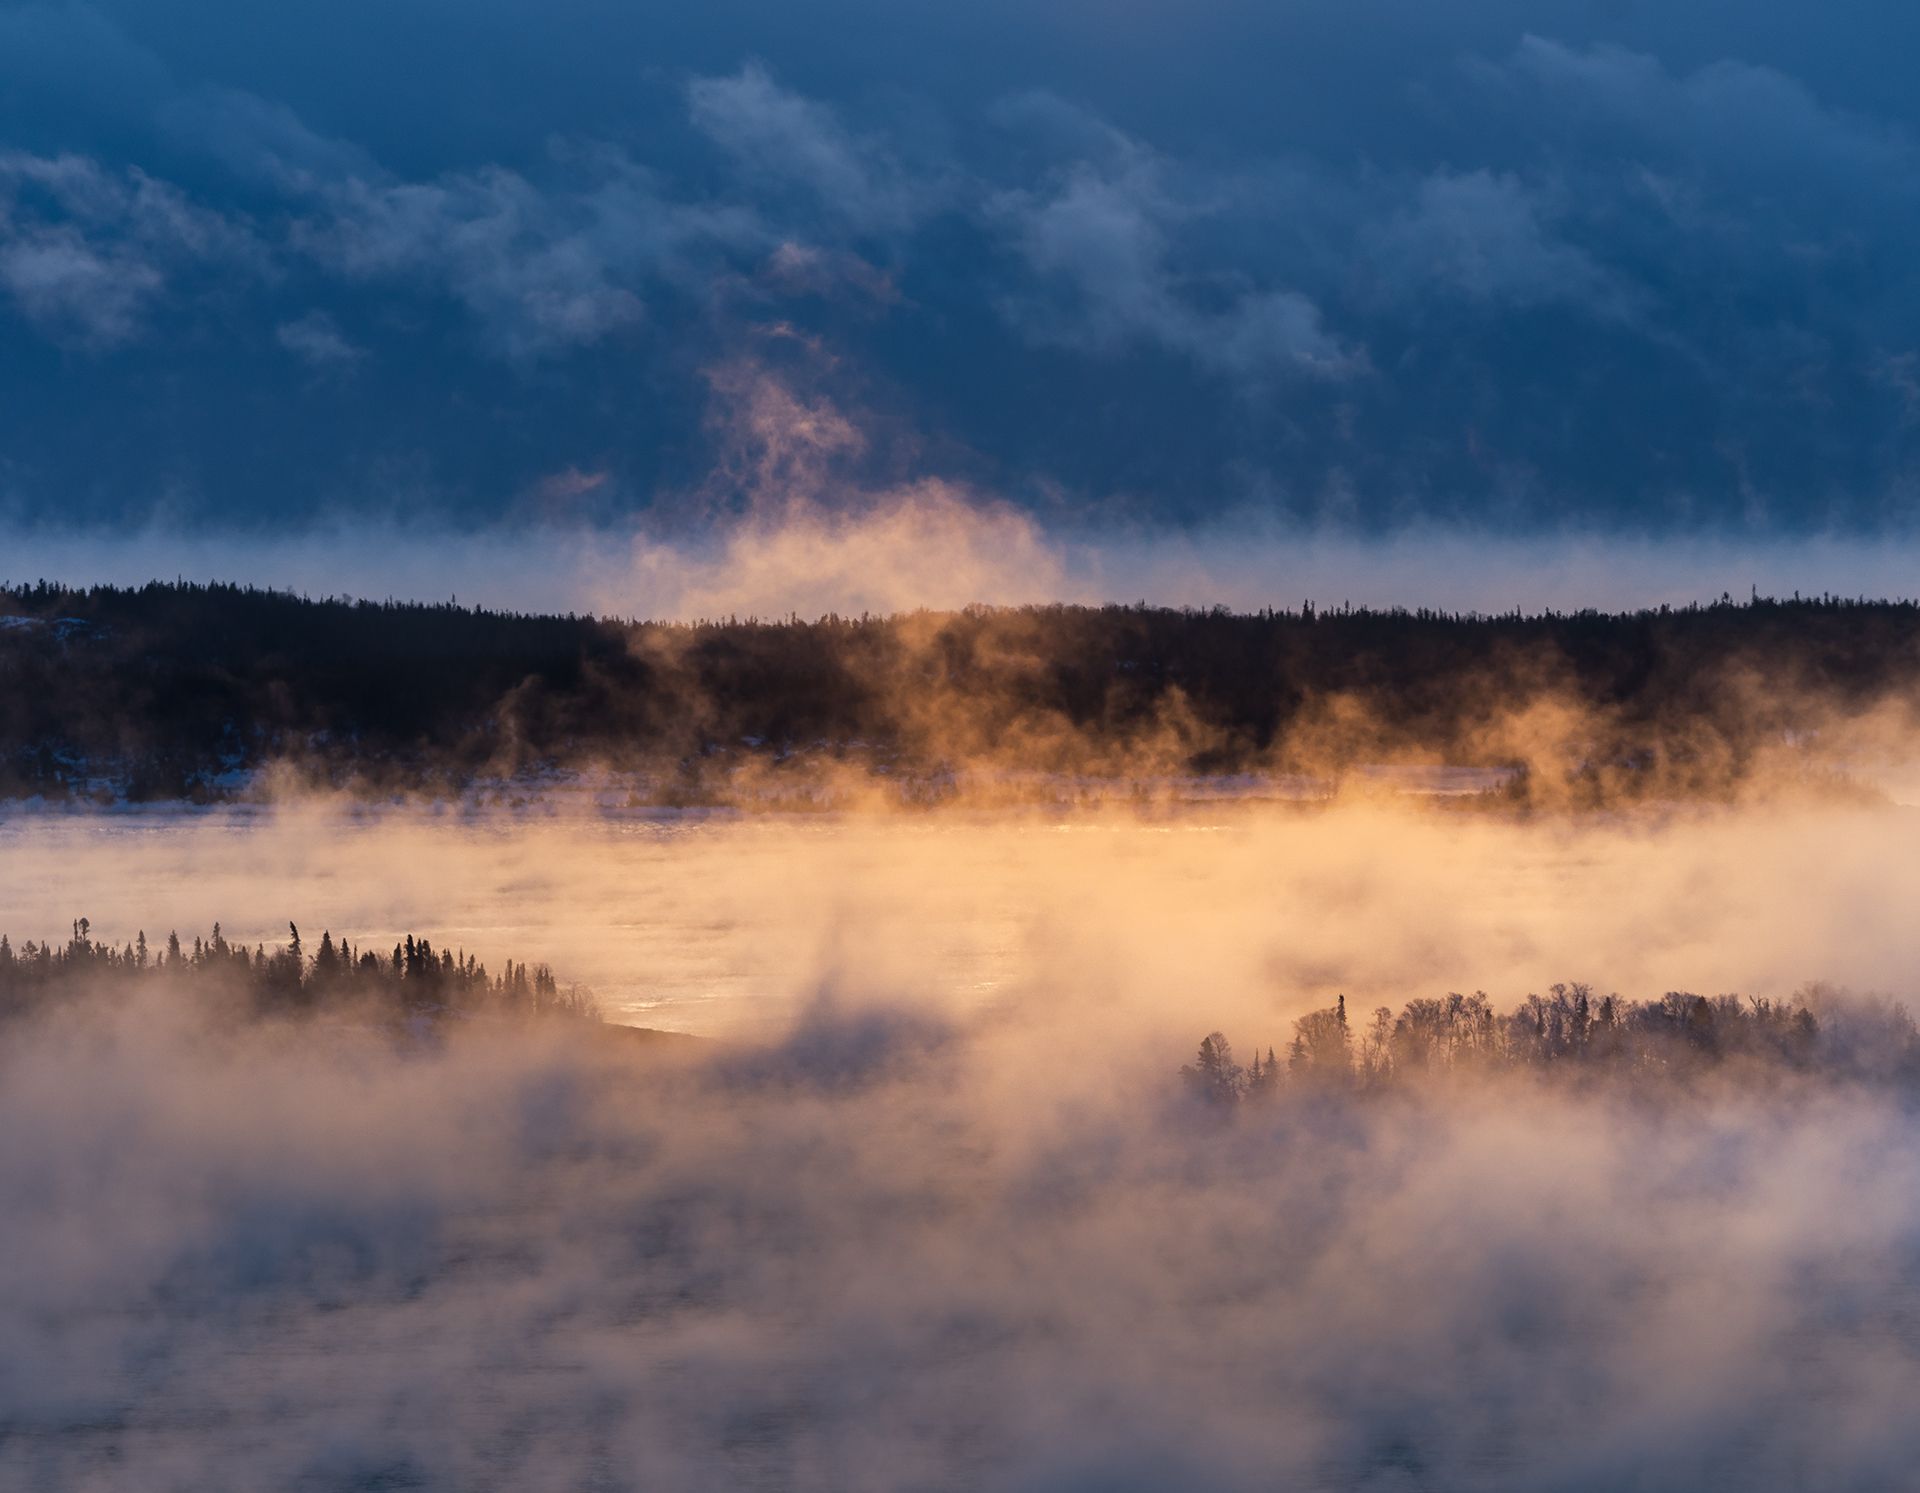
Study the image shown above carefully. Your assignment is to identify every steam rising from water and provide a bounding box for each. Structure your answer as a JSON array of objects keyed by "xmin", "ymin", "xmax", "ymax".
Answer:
[
  {"xmin": 4, "ymin": 798, "xmax": 1920, "ymax": 1486},
  {"xmin": 5, "ymin": 798, "xmax": 1920, "ymax": 1031},
  {"xmin": 3, "ymin": 925, "xmax": 1920, "ymax": 1487}
]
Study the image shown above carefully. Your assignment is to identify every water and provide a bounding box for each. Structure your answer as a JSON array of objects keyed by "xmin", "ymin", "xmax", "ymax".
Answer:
[{"xmin": 4, "ymin": 794, "xmax": 1920, "ymax": 1033}]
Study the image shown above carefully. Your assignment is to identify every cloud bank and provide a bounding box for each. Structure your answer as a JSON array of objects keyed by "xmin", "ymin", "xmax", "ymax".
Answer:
[
  {"xmin": 2, "ymin": 1, "xmax": 1919, "ymax": 528},
  {"xmin": 7, "ymin": 355, "xmax": 1920, "ymax": 619}
]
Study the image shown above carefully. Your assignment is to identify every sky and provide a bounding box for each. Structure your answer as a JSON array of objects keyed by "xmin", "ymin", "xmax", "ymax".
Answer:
[{"xmin": 3, "ymin": 0, "xmax": 1920, "ymax": 546}]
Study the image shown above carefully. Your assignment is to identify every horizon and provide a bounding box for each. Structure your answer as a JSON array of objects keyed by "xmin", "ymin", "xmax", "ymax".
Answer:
[
  {"xmin": 9, "ymin": 569, "xmax": 1920, "ymax": 624},
  {"xmin": 12, "ymin": 519, "xmax": 1920, "ymax": 619}
]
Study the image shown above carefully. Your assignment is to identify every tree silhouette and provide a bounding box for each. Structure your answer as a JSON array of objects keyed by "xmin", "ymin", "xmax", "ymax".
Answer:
[
  {"xmin": 1184, "ymin": 979, "xmax": 1900, "ymax": 1103},
  {"xmin": 0, "ymin": 916, "xmax": 602, "ymax": 1027}
]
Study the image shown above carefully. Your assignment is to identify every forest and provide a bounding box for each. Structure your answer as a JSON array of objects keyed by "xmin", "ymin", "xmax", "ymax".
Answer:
[
  {"xmin": 1185, "ymin": 982, "xmax": 1920, "ymax": 1101},
  {"xmin": 0, "ymin": 918, "xmax": 601, "ymax": 1024},
  {"xmin": 4, "ymin": 579, "xmax": 1919, "ymax": 802}
]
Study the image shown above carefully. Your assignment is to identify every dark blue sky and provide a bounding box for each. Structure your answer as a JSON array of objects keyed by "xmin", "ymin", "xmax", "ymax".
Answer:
[{"xmin": 4, "ymin": 0, "xmax": 1919, "ymax": 534}]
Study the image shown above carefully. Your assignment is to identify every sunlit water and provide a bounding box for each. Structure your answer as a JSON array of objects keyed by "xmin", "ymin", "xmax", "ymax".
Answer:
[{"xmin": 4, "ymin": 793, "xmax": 1920, "ymax": 1034}]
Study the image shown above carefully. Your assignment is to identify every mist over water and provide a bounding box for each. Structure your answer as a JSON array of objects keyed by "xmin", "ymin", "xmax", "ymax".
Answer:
[
  {"xmin": 6, "ymin": 796, "xmax": 1920, "ymax": 1033},
  {"xmin": 6, "ymin": 790, "xmax": 1920, "ymax": 1489},
  {"xmin": 0, "ymin": 818, "xmax": 1918, "ymax": 1488}
]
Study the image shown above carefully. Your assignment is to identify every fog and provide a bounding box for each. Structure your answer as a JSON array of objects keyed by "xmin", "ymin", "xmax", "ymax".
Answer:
[
  {"xmin": 7, "ymin": 796, "xmax": 1920, "ymax": 1033},
  {"xmin": 7, "ymin": 792, "xmax": 1920, "ymax": 1488}
]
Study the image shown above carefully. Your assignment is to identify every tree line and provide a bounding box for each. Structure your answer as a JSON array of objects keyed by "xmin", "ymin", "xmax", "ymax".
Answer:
[
  {"xmin": 3, "ymin": 579, "xmax": 1918, "ymax": 801},
  {"xmin": 1182, "ymin": 982, "xmax": 1920, "ymax": 1103},
  {"xmin": 0, "ymin": 917, "xmax": 600, "ymax": 1023}
]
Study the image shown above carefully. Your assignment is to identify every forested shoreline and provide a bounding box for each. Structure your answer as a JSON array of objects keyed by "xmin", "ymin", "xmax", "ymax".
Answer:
[
  {"xmin": 0, "ymin": 918, "xmax": 600, "ymax": 1024},
  {"xmin": 1186, "ymin": 983, "xmax": 1920, "ymax": 1101},
  {"xmin": 4, "ymin": 580, "xmax": 1919, "ymax": 804}
]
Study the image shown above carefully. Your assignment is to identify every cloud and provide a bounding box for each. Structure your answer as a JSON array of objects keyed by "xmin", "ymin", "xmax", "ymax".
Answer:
[
  {"xmin": 275, "ymin": 310, "xmax": 363, "ymax": 368},
  {"xmin": 292, "ymin": 150, "xmax": 770, "ymax": 358},
  {"xmin": 158, "ymin": 86, "xmax": 379, "ymax": 191},
  {"xmin": 535, "ymin": 465, "xmax": 610, "ymax": 501},
  {"xmin": 987, "ymin": 121, "xmax": 1360, "ymax": 381},
  {"xmin": 1, "ymin": 10, "xmax": 1919, "ymax": 526},
  {"xmin": 0, "ymin": 222, "xmax": 160, "ymax": 347},
  {"xmin": 688, "ymin": 62, "xmax": 940, "ymax": 236},
  {"xmin": 295, "ymin": 168, "xmax": 646, "ymax": 357},
  {"xmin": 756, "ymin": 242, "xmax": 899, "ymax": 306},
  {"xmin": 1367, "ymin": 168, "xmax": 1630, "ymax": 315},
  {"xmin": 1508, "ymin": 36, "xmax": 1915, "ymax": 191},
  {"xmin": 0, "ymin": 150, "xmax": 257, "ymax": 346}
]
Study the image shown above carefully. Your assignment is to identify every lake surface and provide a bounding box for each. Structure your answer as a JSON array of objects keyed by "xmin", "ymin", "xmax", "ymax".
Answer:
[{"xmin": 4, "ymin": 794, "xmax": 1919, "ymax": 1033}]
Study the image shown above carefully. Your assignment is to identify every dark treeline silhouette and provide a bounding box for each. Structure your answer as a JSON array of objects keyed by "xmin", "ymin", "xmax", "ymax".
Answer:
[
  {"xmin": 4, "ymin": 579, "xmax": 1919, "ymax": 801},
  {"xmin": 1184, "ymin": 982, "xmax": 1920, "ymax": 1103},
  {"xmin": 0, "ymin": 917, "xmax": 600, "ymax": 1024}
]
